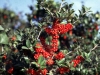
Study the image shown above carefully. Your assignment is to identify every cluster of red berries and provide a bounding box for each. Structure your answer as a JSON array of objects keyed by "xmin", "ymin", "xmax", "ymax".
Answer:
[
  {"xmin": 72, "ymin": 55, "xmax": 84, "ymax": 67},
  {"xmin": 55, "ymin": 52, "xmax": 65, "ymax": 60},
  {"xmin": 33, "ymin": 19, "xmax": 73, "ymax": 74},
  {"xmin": 27, "ymin": 68, "xmax": 48, "ymax": 75},
  {"xmin": 57, "ymin": 67, "xmax": 70, "ymax": 74},
  {"xmin": 45, "ymin": 22, "xmax": 73, "ymax": 35},
  {"xmin": 34, "ymin": 43, "xmax": 51, "ymax": 59},
  {"xmin": 45, "ymin": 19, "xmax": 73, "ymax": 52},
  {"xmin": 56, "ymin": 55, "xmax": 84, "ymax": 74}
]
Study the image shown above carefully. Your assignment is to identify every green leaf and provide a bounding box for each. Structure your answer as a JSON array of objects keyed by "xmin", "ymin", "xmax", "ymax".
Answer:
[
  {"xmin": 69, "ymin": 3, "xmax": 74, "ymax": 8},
  {"xmin": 96, "ymin": 55, "xmax": 98, "ymax": 61},
  {"xmin": 38, "ymin": 55, "xmax": 46, "ymax": 69},
  {"xmin": 40, "ymin": 59, "xmax": 46, "ymax": 66},
  {"xmin": 26, "ymin": 39, "xmax": 31, "ymax": 48},
  {"xmin": 86, "ymin": 58, "xmax": 91, "ymax": 62},
  {"xmin": 84, "ymin": 52, "xmax": 90, "ymax": 58},
  {"xmin": 0, "ymin": 25, "xmax": 4, "ymax": 31},
  {"xmin": 0, "ymin": 32, "xmax": 9, "ymax": 44},
  {"xmin": 78, "ymin": 10, "xmax": 82, "ymax": 14},
  {"xmin": 38, "ymin": 55, "xmax": 44, "ymax": 65},
  {"xmin": 16, "ymin": 35, "xmax": 21, "ymax": 41},
  {"xmin": 69, "ymin": 9, "xmax": 75, "ymax": 15},
  {"xmin": 58, "ymin": 58, "xmax": 65, "ymax": 64},
  {"xmin": 40, "ymin": 65, "xmax": 46, "ymax": 69},
  {"xmin": 24, "ymin": 56, "xmax": 30, "ymax": 64},
  {"xmin": 61, "ymin": 50, "xmax": 68, "ymax": 55},
  {"xmin": 31, "ymin": 62, "xmax": 39, "ymax": 67},
  {"xmin": 70, "ymin": 67, "xmax": 75, "ymax": 71},
  {"xmin": 82, "ymin": 69, "xmax": 87, "ymax": 74},
  {"xmin": 45, "ymin": 36, "xmax": 52, "ymax": 45},
  {"xmin": 33, "ymin": 40, "xmax": 37, "ymax": 47},
  {"xmin": 22, "ymin": 46, "xmax": 28, "ymax": 49},
  {"xmin": 29, "ymin": 47, "xmax": 34, "ymax": 52},
  {"xmin": 82, "ymin": 52, "xmax": 89, "ymax": 58}
]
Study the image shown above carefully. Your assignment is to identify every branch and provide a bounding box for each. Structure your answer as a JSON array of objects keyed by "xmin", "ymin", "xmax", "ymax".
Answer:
[
  {"xmin": 43, "ymin": 7, "xmax": 54, "ymax": 17},
  {"xmin": 90, "ymin": 44, "xmax": 98, "ymax": 53},
  {"xmin": 58, "ymin": 0, "xmax": 64, "ymax": 13},
  {"xmin": 37, "ymin": 29, "xmax": 43, "ymax": 40},
  {"xmin": 66, "ymin": 46, "xmax": 80, "ymax": 55},
  {"xmin": 82, "ymin": 11, "xmax": 90, "ymax": 15}
]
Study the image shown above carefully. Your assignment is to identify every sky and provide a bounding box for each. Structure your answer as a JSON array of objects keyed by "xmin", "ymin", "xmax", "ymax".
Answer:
[{"xmin": 0, "ymin": 0, "xmax": 100, "ymax": 21}]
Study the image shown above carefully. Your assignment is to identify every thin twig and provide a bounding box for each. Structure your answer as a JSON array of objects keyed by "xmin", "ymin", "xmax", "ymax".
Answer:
[
  {"xmin": 82, "ymin": 10, "xmax": 91, "ymax": 15},
  {"xmin": 73, "ymin": 18, "xmax": 80, "ymax": 24},
  {"xmin": 73, "ymin": 10, "xmax": 91, "ymax": 24},
  {"xmin": 66, "ymin": 46, "xmax": 80, "ymax": 55},
  {"xmin": 58, "ymin": 0, "xmax": 64, "ymax": 13},
  {"xmin": 90, "ymin": 44, "xmax": 98, "ymax": 53},
  {"xmin": 43, "ymin": 7, "xmax": 53, "ymax": 17},
  {"xmin": 37, "ymin": 29, "xmax": 43, "ymax": 40}
]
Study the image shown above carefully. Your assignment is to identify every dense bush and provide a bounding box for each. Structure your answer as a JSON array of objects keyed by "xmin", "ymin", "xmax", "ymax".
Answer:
[{"xmin": 0, "ymin": 0, "xmax": 100, "ymax": 75}]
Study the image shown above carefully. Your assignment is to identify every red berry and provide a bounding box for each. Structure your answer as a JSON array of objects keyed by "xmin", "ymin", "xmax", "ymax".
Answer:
[
  {"xmin": 57, "ymin": 67, "xmax": 70, "ymax": 74},
  {"xmin": 7, "ymin": 67, "xmax": 13, "ymax": 74},
  {"xmin": 27, "ymin": 68, "xmax": 37, "ymax": 75},
  {"xmin": 55, "ymin": 52, "xmax": 65, "ymax": 60},
  {"xmin": 46, "ymin": 58, "xmax": 54, "ymax": 65}
]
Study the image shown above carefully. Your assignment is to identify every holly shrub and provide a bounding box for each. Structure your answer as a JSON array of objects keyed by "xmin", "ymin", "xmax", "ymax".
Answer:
[{"xmin": 0, "ymin": 0, "xmax": 100, "ymax": 75}]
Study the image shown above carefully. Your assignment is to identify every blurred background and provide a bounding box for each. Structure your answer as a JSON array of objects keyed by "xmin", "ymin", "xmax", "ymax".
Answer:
[
  {"xmin": 0, "ymin": 0, "xmax": 100, "ymax": 21},
  {"xmin": 0, "ymin": 0, "xmax": 100, "ymax": 30}
]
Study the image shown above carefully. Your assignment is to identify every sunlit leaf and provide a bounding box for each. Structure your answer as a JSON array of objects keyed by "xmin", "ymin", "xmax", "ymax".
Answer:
[
  {"xmin": 0, "ymin": 32, "xmax": 9, "ymax": 44},
  {"xmin": 0, "ymin": 25, "xmax": 4, "ymax": 31}
]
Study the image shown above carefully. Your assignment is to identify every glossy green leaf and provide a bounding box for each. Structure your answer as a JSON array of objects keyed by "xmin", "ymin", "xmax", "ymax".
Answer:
[
  {"xmin": 31, "ymin": 62, "xmax": 39, "ymax": 67},
  {"xmin": 26, "ymin": 39, "xmax": 31, "ymax": 48},
  {"xmin": 0, "ymin": 32, "xmax": 9, "ymax": 44},
  {"xmin": 29, "ymin": 47, "xmax": 34, "ymax": 52},
  {"xmin": 69, "ymin": 3, "xmax": 74, "ymax": 8},
  {"xmin": 38, "ymin": 55, "xmax": 46, "ymax": 69},
  {"xmin": 58, "ymin": 58, "xmax": 65, "ymax": 64},
  {"xmin": 0, "ymin": 25, "xmax": 4, "ymax": 31},
  {"xmin": 22, "ymin": 46, "xmax": 28, "ymax": 49},
  {"xmin": 16, "ymin": 35, "xmax": 22, "ymax": 41},
  {"xmin": 38, "ymin": 55, "xmax": 44, "ymax": 65},
  {"xmin": 24, "ymin": 56, "xmax": 30, "ymax": 64}
]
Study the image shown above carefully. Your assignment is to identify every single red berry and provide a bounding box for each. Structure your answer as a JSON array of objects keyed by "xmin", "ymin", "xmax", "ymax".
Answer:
[
  {"xmin": 7, "ymin": 67, "xmax": 13, "ymax": 74},
  {"xmin": 4, "ymin": 15, "xmax": 7, "ymax": 19},
  {"xmin": 2, "ymin": 54, "xmax": 7, "ymax": 60},
  {"xmin": 11, "ymin": 36, "xmax": 16, "ymax": 41},
  {"xmin": 27, "ymin": 68, "xmax": 37, "ymax": 75},
  {"xmin": 41, "ymin": 68, "xmax": 48, "ymax": 75},
  {"xmin": 34, "ymin": 53, "xmax": 42, "ymax": 59}
]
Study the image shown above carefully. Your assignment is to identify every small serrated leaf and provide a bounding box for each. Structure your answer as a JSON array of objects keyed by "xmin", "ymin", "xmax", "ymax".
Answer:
[
  {"xmin": 22, "ymin": 46, "xmax": 28, "ymax": 49},
  {"xmin": 26, "ymin": 39, "xmax": 31, "ymax": 48}
]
